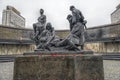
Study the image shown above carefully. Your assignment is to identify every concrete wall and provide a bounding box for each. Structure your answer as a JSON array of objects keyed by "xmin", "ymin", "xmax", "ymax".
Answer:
[
  {"xmin": 0, "ymin": 22, "xmax": 120, "ymax": 55},
  {"xmin": 55, "ymin": 30, "xmax": 70, "ymax": 38},
  {"xmin": 0, "ymin": 25, "xmax": 33, "ymax": 40},
  {"xmin": 0, "ymin": 25, "xmax": 35, "ymax": 55},
  {"xmin": 56, "ymin": 23, "xmax": 120, "ymax": 53},
  {"xmin": 85, "ymin": 42, "xmax": 120, "ymax": 53},
  {"xmin": 84, "ymin": 43, "xmax": 105, "ymax": 53},
  {"xmin": 0, "ymin": 44, "xmax": 35, "ymax": 55},
  {"xmin": 85, "ymin": 23, "xmax": 120, "ymax": 53}
]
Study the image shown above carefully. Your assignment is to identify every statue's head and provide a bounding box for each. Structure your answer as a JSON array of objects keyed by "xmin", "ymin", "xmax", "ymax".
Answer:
[
  {"xmin": 67, "ymin": 14, "xmax": 72, "ymax": 21},
  {"xmin": 70, "ymin": 5, "xmax": 75, "ymax": 11},
  {"xmin": 46, "ymin": 22, "xmax": 54, "ymax": 32},
  {"xmin": 46, "ymin": 23, "xmax": 52, "ymax": 30},
  {"xmin": 40, "ymin": 9, "xmax": 44, "ymax": 15}
]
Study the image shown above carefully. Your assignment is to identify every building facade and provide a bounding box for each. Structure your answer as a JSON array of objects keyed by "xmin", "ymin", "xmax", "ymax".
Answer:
[
  {"xmin": 111, "ymin": 4, "xmax": 120, "ymax": 23},
  {"xmin": 2, "ymin": 6, "xmax": 25, "ymax": 28}
]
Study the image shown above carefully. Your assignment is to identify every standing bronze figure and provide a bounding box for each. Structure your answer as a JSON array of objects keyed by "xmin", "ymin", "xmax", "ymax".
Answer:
[{"xmin": 69, "ymin": 5, "xmax": 87, "ymax": 49}]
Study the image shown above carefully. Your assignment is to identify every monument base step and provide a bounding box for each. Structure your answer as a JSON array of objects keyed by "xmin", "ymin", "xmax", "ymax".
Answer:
[{"xmin": 14, "ymin": 51, "xmax": 104, "ymax": 80}]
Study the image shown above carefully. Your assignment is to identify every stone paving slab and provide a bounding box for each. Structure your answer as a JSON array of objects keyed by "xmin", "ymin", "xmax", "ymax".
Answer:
[
  {"xmin": 0, "ymin": 62, "xmax": 14, "ymax": 80},
  {"xmin": 103, "ymin": 60, "xmax": 120, "ymax": 80}
]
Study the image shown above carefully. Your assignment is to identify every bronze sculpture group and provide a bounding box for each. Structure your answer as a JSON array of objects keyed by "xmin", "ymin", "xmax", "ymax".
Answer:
[{"xmin": 32, "ymin": 6, "xmax": 87, "ymax": 51}]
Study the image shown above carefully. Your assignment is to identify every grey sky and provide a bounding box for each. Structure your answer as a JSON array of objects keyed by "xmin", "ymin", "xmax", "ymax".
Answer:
[{"xmin": 0, "ymin": 0, "xmax": 120, "ymax": 30}]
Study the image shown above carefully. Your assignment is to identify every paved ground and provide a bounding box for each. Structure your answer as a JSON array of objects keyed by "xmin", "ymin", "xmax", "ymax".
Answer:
[
  {"xmin": 104, "ymin": 60, "xmax": 120, "ymax": 80},
  {"xmin": 0, "ymin": 60, "xmax": 120, "ymax": 80},
  {"xmin": 0, "ymin": 62, "xmax": 14, "ymax": 80}
]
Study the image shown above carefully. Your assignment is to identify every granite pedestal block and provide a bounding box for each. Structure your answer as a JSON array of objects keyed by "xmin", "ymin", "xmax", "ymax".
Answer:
[{"xmin": 14, "ymin": 51, "xmax": 104, "ymax": 80}]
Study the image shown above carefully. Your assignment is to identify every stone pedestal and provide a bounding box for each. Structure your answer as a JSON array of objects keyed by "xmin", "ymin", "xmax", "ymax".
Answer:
[{"xmin": 13, "ymin": 51, "xmax": 104, "ymax": 80}]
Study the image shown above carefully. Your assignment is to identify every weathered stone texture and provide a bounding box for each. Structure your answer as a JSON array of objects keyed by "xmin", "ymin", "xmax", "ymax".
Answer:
[
  {"xmin": 14, "ymin": 54, "xmax": 104, "ymax": 80},
  {"xmin": 0, "ymin": 26, "xmax": 33, "ymax": 40},
  {"xmin": 0, "ymin": 62, "xmax": 14, "ymax": 80},
  {"xmin": 0, "ymin": 25, "xmax": 35, "ymax": 55},
  {"xmin": 1, "ymin": 60, "xmax": 120, "ymax": 80},
  {"xmin": 84, "ymin": 43, "xmax": 106, "ymax": 53},
  {"xmin": 55, "ymin": 30, "xmax": 70, "ymax": 38},
  {"xmin": 0, "ymin": 44, "xmax": 35, "ymax": 55},
  {"xmin": 104, "ymin": 42, "xmax": 120, "ymax": 52},
  {"xmin": 87, "ymin": 23, "xmax": 120, "ymax": 39},
  {"xmin": 85, "ymin": 42, "xmax": 120, "ymax": 53}
]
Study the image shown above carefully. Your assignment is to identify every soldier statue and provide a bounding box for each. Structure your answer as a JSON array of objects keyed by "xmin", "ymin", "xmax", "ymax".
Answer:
[
  {"xmin": 69, "ymin": 5, "xmax": 87, "ymax": 50},
  {"xmin": 32, "ymin": 6, "xmax": 87, "ymax": 51}
]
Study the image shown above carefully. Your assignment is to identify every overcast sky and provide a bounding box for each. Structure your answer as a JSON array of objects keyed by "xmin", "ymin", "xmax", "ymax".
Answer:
[{"xmin": 0, "ymin": 0, "xmax": 120, "ymax": 30}]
